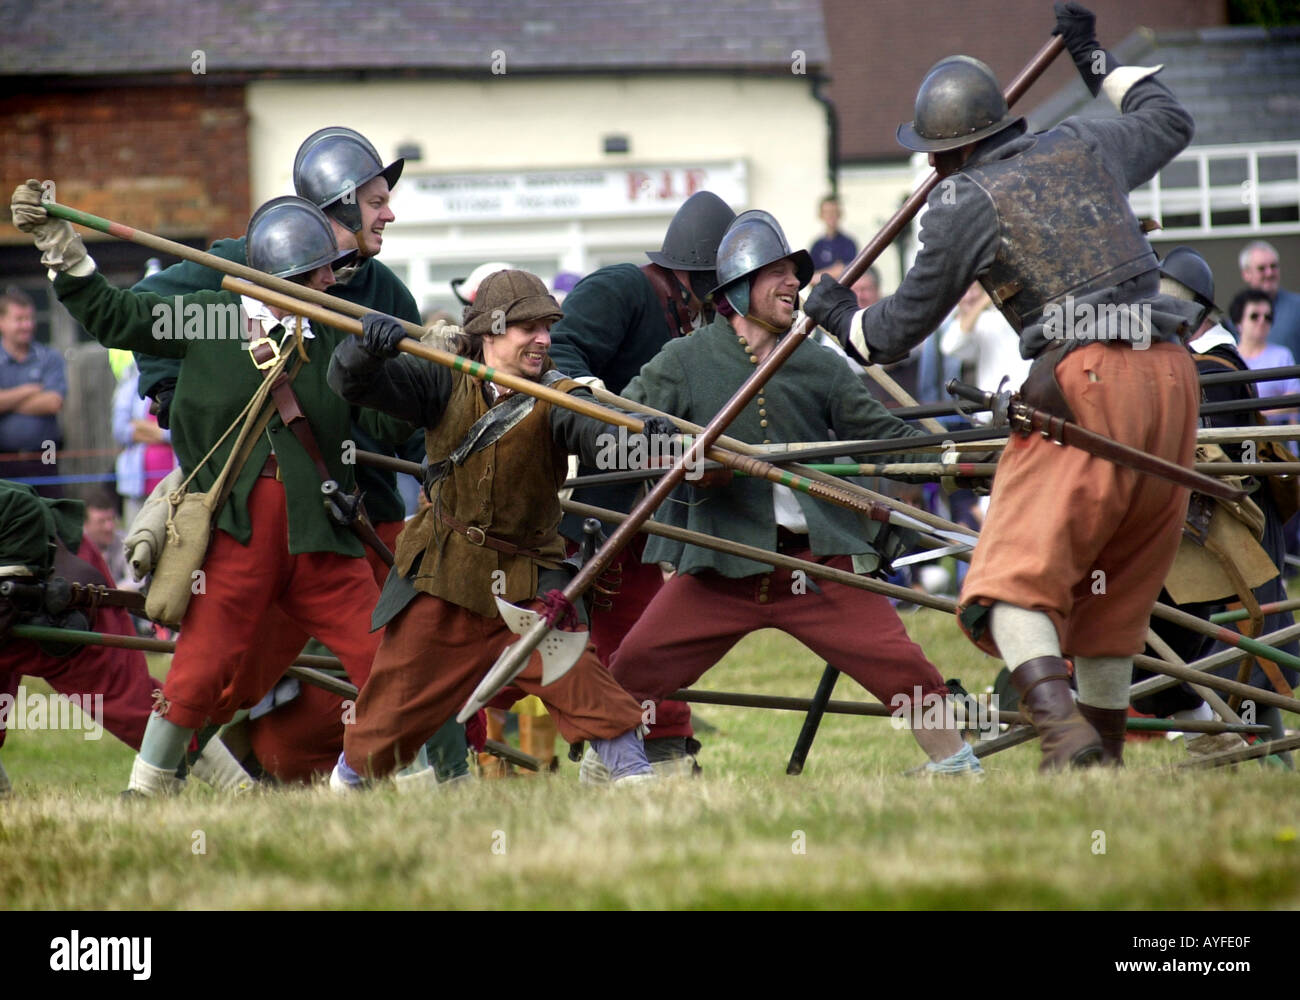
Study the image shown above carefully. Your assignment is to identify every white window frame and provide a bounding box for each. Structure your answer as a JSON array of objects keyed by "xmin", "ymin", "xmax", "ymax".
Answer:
[{"xmin": 1128, "ymin": 141, "xmax": 1300, "ymax": 239}]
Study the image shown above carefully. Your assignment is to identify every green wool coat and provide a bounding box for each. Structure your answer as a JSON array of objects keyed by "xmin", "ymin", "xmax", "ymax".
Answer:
[
  {"xmin": 621, "ymin": 315, "xmax": 937, "ymax": 578},
  {"xmin": 55, "ymin": 269, "xmax": 364, "ymax": 557},
  {"xmin": 131, "ymin": 242, "xmax": 420, "ymax": 523}
]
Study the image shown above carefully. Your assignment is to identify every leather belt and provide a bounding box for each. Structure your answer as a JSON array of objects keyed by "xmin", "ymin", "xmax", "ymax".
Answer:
[
  {"xmin": 259, "ymin": 454, "xmax": 282, "ymax": 480},
  {"xmin": 438, "ymin": 508, "xmax": 545, "ymax": 559}
]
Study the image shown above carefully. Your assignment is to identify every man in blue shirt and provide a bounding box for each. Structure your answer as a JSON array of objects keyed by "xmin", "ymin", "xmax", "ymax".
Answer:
[
  {"xmin": 808, "ymin": 195, "xmax": 858, "ymax": 275},
  {"xmin": 0, "ymin": 288, "xmax": 65, "ymax": 498}
]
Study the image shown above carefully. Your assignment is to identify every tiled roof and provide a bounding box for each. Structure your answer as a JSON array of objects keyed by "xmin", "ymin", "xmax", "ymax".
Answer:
[
  {"xmin": 1, "ymin": 0, "xmax": 829, "ymax": 76},
  {"xmin": 822, "ymin": 0, "xmax": 1227, "ymax": 163},
  {"xmin": 1029, "ymin": 26, "xmax": 1300, "ymax": 145}
]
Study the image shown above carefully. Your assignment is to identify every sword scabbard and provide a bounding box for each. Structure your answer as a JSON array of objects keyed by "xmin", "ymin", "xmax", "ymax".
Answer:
[{"xmin": 1011, "ymin": 402, "xmax": 1246, "ymax": 503}]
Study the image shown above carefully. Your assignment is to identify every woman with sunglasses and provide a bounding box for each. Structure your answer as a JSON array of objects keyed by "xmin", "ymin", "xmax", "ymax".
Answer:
[{"xmin": 1230, "ymin": 288, "xmax": 1300, "ymax": 424}]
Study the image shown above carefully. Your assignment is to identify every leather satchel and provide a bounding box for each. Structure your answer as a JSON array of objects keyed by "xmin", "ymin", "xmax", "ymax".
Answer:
[{"xmin": 145, "ymin": 350, "xmax": 299, "ymax": 625}]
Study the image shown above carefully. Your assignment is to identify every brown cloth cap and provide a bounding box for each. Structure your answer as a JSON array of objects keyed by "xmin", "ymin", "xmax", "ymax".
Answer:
[{"xmin": 462, "ymin": 269, "xmax": 563, "ymax": 336}]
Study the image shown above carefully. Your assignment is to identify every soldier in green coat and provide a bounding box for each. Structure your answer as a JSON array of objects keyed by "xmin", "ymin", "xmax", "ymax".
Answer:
[
  {"xmin": 611, "ymin": 211, "xmax": 982, "ymax": 774},
  {"xmin": 129, "ymin": 127, "xmax": 471, "ymax": 783},
  {"xmin": 12, "ymin": 182, "xmax": 385, "ymax": 796}
]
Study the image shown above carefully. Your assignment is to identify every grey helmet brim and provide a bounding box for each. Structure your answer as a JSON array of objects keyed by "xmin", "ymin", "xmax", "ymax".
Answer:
[
  {"xmin": 709, "ymin": 210, "xmax": 814, "ymax": 317},
  {"xmin": 293, "ymin": 126, "xmax": 404, "ymax": 233},
  {"xmin": 247, "ymin": 195, "xmax": 352, "ymax": 281},
  {"xmin": 896, "ymin": 113, "xmax": 1023, "ymax": 153}
]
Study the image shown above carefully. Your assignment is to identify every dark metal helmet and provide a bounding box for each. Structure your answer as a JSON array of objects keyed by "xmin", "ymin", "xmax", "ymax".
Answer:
[
  {"xmin": 246, "ymin": 196, "xmax": 356, "ymax": 280},
  {"xmin": 710, "ymin": 210, "xmax": 814, "ymax": 317},
  {"xmin": 1159, "ymin": 246, "xmax": 1218, "ymax": 314},
  {"xmin": 897, "ymin": 55, "xmax": 1022, "ymax": 153},
  {"xmin": 647, "ymin": 191, "xmax": 737, "ymax": 271},
  {"xmin": 292, "ymin": 126, "xmax": 404, "ymax": 233}
]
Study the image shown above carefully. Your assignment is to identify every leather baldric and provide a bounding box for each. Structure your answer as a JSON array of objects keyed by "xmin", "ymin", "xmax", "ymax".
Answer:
[
  {"xmin": 248, "ymin": 330, "xmax": 394, "ymax": 565},
  {"xmin": 424, "ymin": 369, "xmax": 571, "ymax": 494},
  {"xmin": 640, "ymin": 263, "xmax": 695, "ymax": 339}
]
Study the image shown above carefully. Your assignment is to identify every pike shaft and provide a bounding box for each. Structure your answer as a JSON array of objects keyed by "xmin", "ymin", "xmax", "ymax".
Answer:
[
  {"xmin": 43, "ymin": 201, "xmax": 426, "ymax": 340},
  {"xmin": 226, "ymin": 277, "xmax": 930, "ymax": 533},
  {"xmin": 1210, "ymin": 598, "xmax": 1300, "ymax": 624}
]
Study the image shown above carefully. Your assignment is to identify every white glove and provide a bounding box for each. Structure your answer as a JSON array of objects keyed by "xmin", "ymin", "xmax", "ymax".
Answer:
[{"xmin": 10, "ymin": 178, "xmax": 89, "ymax": 273}]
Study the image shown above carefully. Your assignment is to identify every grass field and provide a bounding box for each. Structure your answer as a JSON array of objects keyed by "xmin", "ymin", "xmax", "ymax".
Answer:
[{"xmin": 2, "ymin": 606, "xmax": 1298, "ymax": 910}]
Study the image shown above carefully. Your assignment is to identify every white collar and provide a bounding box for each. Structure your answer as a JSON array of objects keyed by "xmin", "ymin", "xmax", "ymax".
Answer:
[
  {"xmin": 240, "ymin": 294, "xmax": 315, "ymax": 340},
  {"xmin": 1188, "ymin": 324, "xmax": 1236, "ymax": 354}
]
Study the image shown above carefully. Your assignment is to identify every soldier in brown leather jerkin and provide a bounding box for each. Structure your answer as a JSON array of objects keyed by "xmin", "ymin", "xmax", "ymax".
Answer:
[{"xmin": 327, "ymin": 270, "xmax": 660, "ymax": 787}]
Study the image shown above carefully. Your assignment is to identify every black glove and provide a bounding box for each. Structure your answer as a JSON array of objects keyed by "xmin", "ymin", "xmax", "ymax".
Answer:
[
  {"xmin": 941, "ymin": 450, "xmax": 997, "ymax": 497},
  {"xmin": 640, "ymin": 415, "xmax": 678, "ymax": 439},
  {"xmin": 803, "ymin": 274, "xmax": 859, "ymax": 345},
  {"xmin": 360, "ymin": 312, "xmax": 409, "ymax": 359},
  {"xmin": 1052, "ymin": 2, "xmax": 1105, "ymax": 96},
  {"xmin": 149, "ymin": 377, "xmax": 178, "ymax": 430}
]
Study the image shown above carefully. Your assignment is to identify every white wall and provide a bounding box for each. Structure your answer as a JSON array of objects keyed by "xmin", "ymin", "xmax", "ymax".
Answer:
[{"xmin": 247, "ymin": 73, "xmax": 830, "ymax": 312}]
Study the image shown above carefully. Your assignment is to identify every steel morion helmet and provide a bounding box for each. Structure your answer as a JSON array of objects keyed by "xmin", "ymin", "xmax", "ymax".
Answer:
[
  {"xmin": 897, "ymin": 56, "xmax": 1022, "ymax": 153},
  {"xmin": 246, "ymin": 196, "xmax": 356, "ymax": 281},
  {"xmin": 293, "ymin": 126, "xmax": 405, "ymax": 232},
  {"xmin": 710, "ymin": 210, "xmax": 814, "ymax": 317}
]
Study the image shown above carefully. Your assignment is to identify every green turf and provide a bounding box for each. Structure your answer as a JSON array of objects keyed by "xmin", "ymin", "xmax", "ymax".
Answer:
[{"xmin": 3, "ymin": 613, "xmax": 1297, "ymax": 909}]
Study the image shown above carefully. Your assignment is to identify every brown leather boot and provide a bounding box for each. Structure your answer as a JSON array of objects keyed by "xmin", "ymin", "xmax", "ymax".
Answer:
[
  {"xmin": 1010, "ymin": 657, "xmax": 1103, "ymax": 772},
  {"xmin": 1077, "ymin": 702, "xmax": 1128, "ymax": 767}
]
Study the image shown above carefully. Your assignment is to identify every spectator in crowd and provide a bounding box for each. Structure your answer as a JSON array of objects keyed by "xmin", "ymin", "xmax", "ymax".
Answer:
[
  {"xmin": 0, "ymin": 287, "xmax": 65, "ymax": 497},
  {"xmin": 852, "ymin": 265, "xmax": 880, "ymax": 309},
  {"xmin": 111, "ymin": 358, "xmax": 176, "ymax": 525},
  {"xmin": 938, "ymin": 283, "xmax": 1033, "ymax": 420},
  {"xmin": 1239, "ymin": 239, "xmax": 1300, "ymax": 356},
  {"xmin": 420, "ymin": 307, "xmax": 455, "ymax": 328},
  {"xmin": 82, "ymin": 486, "xmax": 134, "ymax": 590},
  {"xmin": 809, "ymin": 195, "xmax": 857, "ymax": 276},
  {"xmin": 551, "ymin": 271, "xmax": 582, "ymax": 303},
  {"xmin": 1229, "ymin": 288, "xmax": 1300, "ymax": 424}
]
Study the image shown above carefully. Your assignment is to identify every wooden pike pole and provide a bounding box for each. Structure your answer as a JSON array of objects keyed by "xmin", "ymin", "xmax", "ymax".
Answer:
[
  {"xmin": 447, "ymin": 33, "xmax": 1069, "ymax": 722},
  {"xmin": 222, "ymin": 276, "xmax": 970, "ymax": 555},
  {"xmin": 591, "ymin": 391, "xmax": 983, "ymax": 540},
  {"xmin": 42, "ymin": 194, "xmax": 981, "ymax": 547},
  {"xmin": 41, "ymin": 201, "xmax": 429, "ymax": 342},
  {"xmin": 351, "ymin": 445, "xmax": 965, "ymax": 605},
  {"xmin": 6, "ymin": 625, "xmax": 541, "ymax": 770},
  {"xmin": 358, "ymin": 445, "xmax": 1299, "ymax": 722},
  {"xmin": 1210, "ymin": 598, "xmax": 1300, "ymax": 625}
]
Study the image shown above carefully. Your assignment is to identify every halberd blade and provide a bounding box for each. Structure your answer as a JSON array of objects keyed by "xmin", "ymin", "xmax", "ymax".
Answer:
[{"xmin": 455, "ymin": 599, "xmax": 589, "ymax": 721}]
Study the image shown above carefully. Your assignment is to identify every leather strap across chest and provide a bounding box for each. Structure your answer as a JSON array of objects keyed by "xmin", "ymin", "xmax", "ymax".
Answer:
[
  {"xmin": 640, "ymin": 263, "xmax": 695, "ymax": 340},
  {"xmin": 250, "ymin": 336, "xmax": 335, "ymax": 486},
  {"xmin": 249, "ymin": 333, "xmax": 394, "ymax": 566}
]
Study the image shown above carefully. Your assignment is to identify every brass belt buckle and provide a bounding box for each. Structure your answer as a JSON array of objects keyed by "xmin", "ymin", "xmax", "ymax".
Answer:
[
  {"xmin": 465, "ymin": 525, "xmax": 487, "ymax": 546},
  {"xmin": 249, "ymin": 336, "xmax": 282, "ymax": 370}
]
